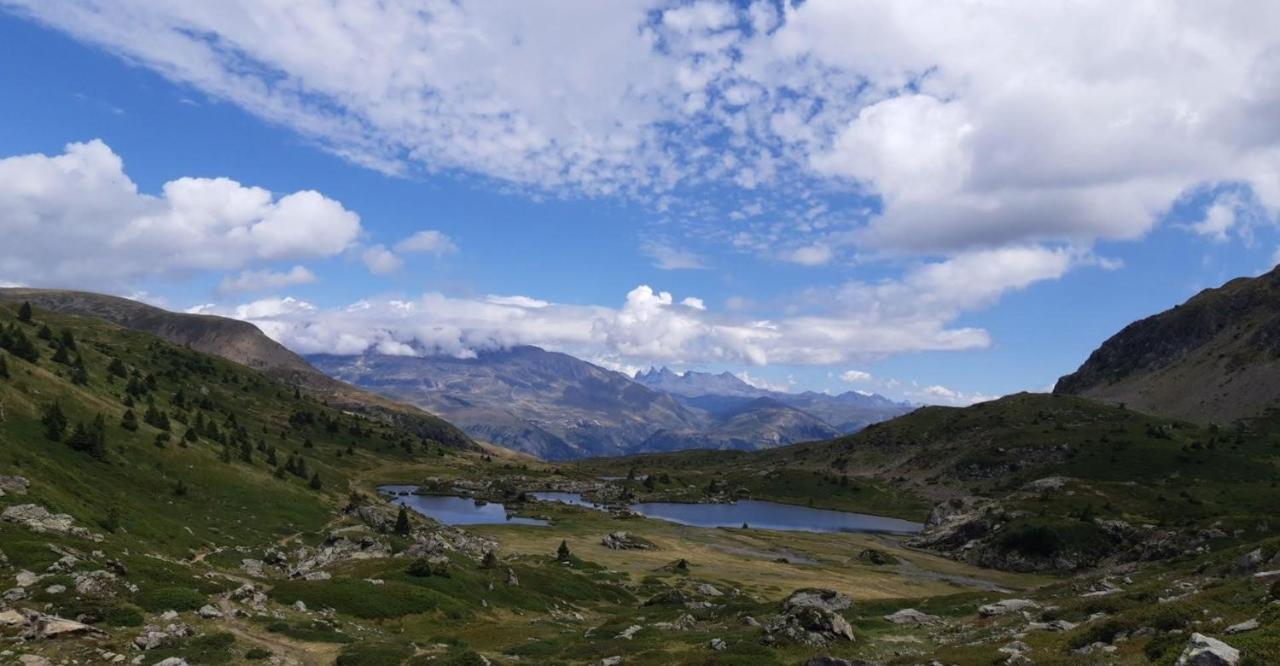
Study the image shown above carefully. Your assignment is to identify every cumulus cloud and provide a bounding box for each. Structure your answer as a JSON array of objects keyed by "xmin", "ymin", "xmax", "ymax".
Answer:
[
  {"xmin": 361, "ymin": 245, "xmax": 404, "ymax": 275},
  {"xmin": 197, "ymin": 244, "xmax": 1075, "ymax": 366},
  {"xmin": 909, "ymin": 384, "xmax": 1000, "ymax": 407},
  {"xmin": 396, "ymin": 230, "xmax": 458, "ymax": 256},
  {"xmin": 9, "ymin": 0, "xmax": 1280, "ymax": 256},
  {"xmin": 0, "ymin": 140, "xmax": 361, "ymax": 287},
  {"xmin": 839, "ymin": 370, "xmax": 872, "ymax": 383},
  {"xmin": 217, "ymin": 266, "xmax": 317, "ymax": 294}
]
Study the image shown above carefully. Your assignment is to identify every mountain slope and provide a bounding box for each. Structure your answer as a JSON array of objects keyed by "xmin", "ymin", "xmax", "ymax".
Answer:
[
  {"xmin": 1053, "ymin": 265, "xmax": 1280, "ymax": 423},
  {"xmin": 309, "ymin": 347, "xmax": 704, "ymax": 459},
  {"xmin": 0, "ymin": 288, "xmax": 475, "ymax": 450},
  {"xmin": 635, "ymin": 366, "xmax": 915, "ymax": 433}
]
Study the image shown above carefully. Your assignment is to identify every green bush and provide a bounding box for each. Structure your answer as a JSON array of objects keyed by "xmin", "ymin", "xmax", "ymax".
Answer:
[
  {"xmin": 336, "ymin": 642, "xmax": 414, "ymax": 666},
  {"xmin": 134, "ymin": 586, "xmax": 207, "ymax": 612}
]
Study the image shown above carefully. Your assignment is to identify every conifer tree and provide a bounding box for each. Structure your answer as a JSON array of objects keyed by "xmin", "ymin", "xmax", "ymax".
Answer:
[
  {"xmin": 51, "ymin": 342, "xmax": 70, "ymax": 364},
  {"xmin": 184, "ymin": 426, "xmax": 198, "ymax": 443},
  {"xmin": 17, "ymin": 301, "xmax": 32, "ymax": 323},
  {"xmin": 41, "ymin": 402, "xmax": 68, "ymax": 441},
  {"xmin": 0, "ymin": 351, "xmax": 8, "ymax": 380},
  {"xmin": 121, "ymin": 409, "xmax": 138, "ymax": 431},
  {"xmin": 107, "ymin": 358, "xmax": 127, "ymax": 378},
  {"xmin": 239, "ymin": 439, "xmax": 253, "ymax": 463},
  {"xmin": 557, "ymin": 539, "xmax": 572, "ymax": 562},
  {"xmin": 394, "ymin": 505, "xmax": 411, "ymax": 536},
  {"xmin": 59, "ymin": 328, "xmax": 76, "ymax": 351},
  {"xmin": 9, "ymin": 329, "xmax": 38, "ymax": 363},
  {"xmin": 70, "ymin": 356, "xmax": 88, "ymax": 385},
  {"xmin": 37, "ymin": 324, "xmax": 53, "ymax": 341},
  {"xmin": 308, "ymin": 472, "xmax": 323, "ymax": 490}
]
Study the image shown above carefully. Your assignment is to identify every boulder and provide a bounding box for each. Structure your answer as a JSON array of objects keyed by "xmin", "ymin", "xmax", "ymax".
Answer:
[
  {"xmin": 1, "ymin": 504, "xmax": 102, "ymax": 541},
  {"xmin": 884, "ymin": 608, "xmax": 942, "ymax": 626},
  {"xmin": 15, "ymin": 570, "xmax": 39, "ymax": 587},
  {"xmin": 1224, "ymin": 619, "xmax": 1258, "ymax": 634},
  {"xmin": 74, "ymin": 570, "xmax": 119, "ymax": 597},
  {"xmin": 764, "ymin": 605, "xmax": 855, "ymax": 647},
  {"xmin": 600, "ymin": 532, "xmax": 655, "ymax": 550},
  {"xmin": 153, "ymin": 659, "xmax": 191, "ymax": 666},
  {"xmin": 31, "ymin": 615, "xmax": 100, "ymax": 639},
  {"xmin": 1176, "ymin": 633, "xmax": 1239, "ymax": 666},
  {"xmin": 783, "ymin": 588, "xmax": 853, "ymax": 613},
  {"xmin": 695, "ymin": 583, "xmax": 723, "ymax": 597},
  {"xmin": 978, "ymin": 599, "xmax": 1040, "ymax": 617},
  {"xmin": 0, "ymin": 475, "xmax": 29, "ymax": 496},
  {"xmin": 197, "ymin": 604, "xmax": 223, "ymax": 619},
  {"xmin": 0, "ymin": 608, "xmax": 29, "ymax": 626},
  {"xmin": 708, "ymin": 638, "xmax": 726, "ymax": 651}
]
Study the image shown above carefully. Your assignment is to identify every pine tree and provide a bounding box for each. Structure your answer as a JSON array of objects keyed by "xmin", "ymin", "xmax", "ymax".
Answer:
[
  {"xmin": 66, "ymin": 416, "xmax": 106, "ymax": 460},
  {"xmin": 308, "ymin": 472, "xmax": 323, "ymax": 490},
  {"xmin": 107, "ymin": 358, "xmax": 127, "ymax": 378},
  {"xmin": 9, "ymin": 329, "xmax": 38, "ymax": 363},
  {"xmin": 154, "ymin": 432, "xmax": 170, "ymax": 448},
  {"xmin": 51, "ymin": 342, "xmax": 70, "ymax": 364},
  {"xmin": 17, "ymin": 301, "xmax": 32, "ymax": 323},
  {"xmin": 37, "ymin": 324, "xmax": 53, "ymax": 341},
  {"xmin": 239, "ymin": 439, "xmax": 253, "ymax": 463},
  {"xmin": 172, "ymin": 479, "xmax": 188, "ymax": 497},
  {"xmin": 70, "ymin": 356, "xmax": 89, "ymax": 385},
  {"xmin": 394, "ymin": 505, "xmax": 411, "ymax": 536},
  {"xmin": 266, "ymin": 447, "xmax": 278, "ymax": 466},
  {"xmin": 59, "ymin": 328, "xmax": 76, "ymax": 351},
  {"xmin": 121, "ymin": 409, "xmax": 138, "ymax": 431},
  {"xmin": 183, "ymin": 427, "xmax": 198, "ymax": 443},
  {"xmin": 556, "ymin": 539, "xmax": 572, "ymax": 562},
  {"xmin": 41, "ymin": 402, "xmax": 68, "ymax": 441},
  {"xmin": 0, "ymin": 351, "xmax": 8, "ymax": 380}
]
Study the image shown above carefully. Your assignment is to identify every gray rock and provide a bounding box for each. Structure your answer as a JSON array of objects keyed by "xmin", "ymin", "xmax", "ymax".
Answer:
[
  {"xmin": 616, "ymin": 624, "xmax": 642, "ymax": 640},
  {"xmin": 978, "ymin": 599, "xmax": 1040, "ymax": 617},
  {"xmin": 696, "ymin": 583, "xmax": 723, "ymax": 597},
  {"xmin": 708, "ymin": 638, "xmax": 726, "ymax": 651},
  {"xmin": 782, "ymin": 588, "xmax": 853, "ymax": 613},
  {"xmin": 15, "ymin": 570, "xmax": 39, "ymax": 587},
  {"xmin": 1176, "ymin": 633, "xmax": 1239, "ymax": 665},
  {"xmin": 1224, "ymin": 619, "xmax": 1258, "ymax": 634},
  {"xmin": 197, "ymin": 604, "xmax": 222, "ymax": 619},
  {"xmin": 599, "ymin": 658, "xmax": 622, "ymax": 666},
  {"xmin": 600, "ymin": 532, "xmax": 654, "ymax": 550},
  {"xmin": 152, "ymin": 659, "xmax": 190, "ymax": 666},
  {"xmin": 0, "ymin": 475, "xmax": 29, "ymax": 496},
  {"xmin": 1, "ymin": 504, "xmax": 102, "ymax": 541},
  {"xmin": 884, "ymin": 608, "xmax": 942, "ymax": 626}
]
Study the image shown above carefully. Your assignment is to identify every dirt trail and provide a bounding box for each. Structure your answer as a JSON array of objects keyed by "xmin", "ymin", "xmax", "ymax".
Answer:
[{"xmin": 214, "ymin": 596, "xmax": 342, "ymax": 666}]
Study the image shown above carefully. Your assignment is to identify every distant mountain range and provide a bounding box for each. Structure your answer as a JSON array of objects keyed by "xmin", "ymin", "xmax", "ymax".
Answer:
[{"xmin": 310, "ymin": 348, "xmax": 914, "ymax": 460}]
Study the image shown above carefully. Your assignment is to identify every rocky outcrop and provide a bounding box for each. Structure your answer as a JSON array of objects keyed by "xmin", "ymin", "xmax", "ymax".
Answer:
[
  {"xmin": 0, "ymin": 475, "xmax": 30, "ymax": 496},
  {"xmin": 763, "ymin": 589, "xmax": 855, "ymax": 647},
  {"xmin": 600, "ymin": 532, "xmax": 655, "ymax": 550},
  {"xmin": 1, "ymin": 504, "xmax": 103, "ymax": 541},
  {"xmin": 884, "ymin": 608, "xmax": 942, "ymax": 626},
  {"xmin": 133, "ymin": 622, "xmax": 192, "ymax": 650}
]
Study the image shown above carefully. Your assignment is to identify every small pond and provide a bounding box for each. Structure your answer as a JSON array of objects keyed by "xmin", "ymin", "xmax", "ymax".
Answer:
[
  {"xmin": 379, "ymin": 485, "xmax": 547, "ymax": 526},
  {"xmin": 530, "ymin": 491, "xmax": 921, "ymax": 535}
]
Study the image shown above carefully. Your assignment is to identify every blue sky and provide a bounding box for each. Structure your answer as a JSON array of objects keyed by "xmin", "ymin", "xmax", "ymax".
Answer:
[{"xmin": 2, "ymin": 2, "xmax": 1278, "ymax": 405}]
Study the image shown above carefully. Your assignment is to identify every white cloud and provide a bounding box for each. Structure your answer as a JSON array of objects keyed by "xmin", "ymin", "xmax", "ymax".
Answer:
[
  {"xmin": 217, "ymin": 266, "xmax": 317, "ymax": 294},
  {"xmin": 909, "ymin": 384, "xmax": 999, "ymax": 407},
  {"xmin": 361, "ymin": 245, "xmax": 403, "ymax": 275},
  {"xmin": 839, "ymin": 369, "xmax": 872, "ymax": 383},
  {"xmin": 1187, "ymin": 198, "xmax": 1239, "ymax": 243},
  {"xmin": 198, "ymin": 244, "xmax": 1073, "ymax": 367},
  {"xmin": 396, "ymin": 230, "xmax": 458, "ymax": 256},
  {"xmin": 10, "ymin": 0, "xmax": 1280, "ymax": 256},
  {"xmin": 734, "ymin": 370, "xmax": 793, "ymax": 393},
  {"xmin": 641, "ymin": 240, "xmax": 709, "ymax": 270},
  {"xmin": 0, "ymin": 140, "xmax": 362, "ymax": 287},
  {"xmin": 780, "ymin": 244, "xmax": 834, "ymax": 266}
]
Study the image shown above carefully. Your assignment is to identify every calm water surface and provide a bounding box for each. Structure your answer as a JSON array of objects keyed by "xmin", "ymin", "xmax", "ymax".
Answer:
[
  {"xmin": 531, "ymin": 491, "xmax": 921, "ymax": 534},
  {"xmin": 379, "ymin": 485, "xmax": 547, "ymax": 526}
]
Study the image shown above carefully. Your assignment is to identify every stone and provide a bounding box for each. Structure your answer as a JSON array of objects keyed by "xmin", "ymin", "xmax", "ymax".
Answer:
[
  {"xmin": 708, "ymin": 638, "xmax": 727, "ymax": 651},
  {"xmin": 978, "ymin": 599, "xmax": 1040, "ymax": 617},
  {"xmin": 0, "ymin": 475, "xmax": 30, "ymax": 496},
  {"xmin": 197, "ymin": 604, "xmax": 223, "ymax": 619},
  {"xmin": 600, "ymin": 532, "xmax": 654, "ymax": 550},
  {"xmin": 1176, "ymin": 633, "xmax": 1239, "ymax": 665},
  {"xmin": 18, "ymin": 656, "xmax": 52, "ymax": 666},
  {"xmin": 1, "ymin": 504, "xmax": 102, "ymax": 541},
  {"xmin": 696, "ymin": 583, "xmax": 723, "ymax": 597},
  {"xmin": 0, "ymin": 609, "xmax": 27, "ymax": 626},
  {"xmin": 600, "ymin": 658, "xmax": 622, "ymax": 666},
  {"xmin": 999, "ymin": 640, "xmax": 1030, "ymax": 655},
  {"xmin": 15, "ymin": 570, "xmax": 39, "ymax": 587},
  {"xmin": 1224, "ymin": 619, "xmax": 1258, "ymax": 634},
  {"xmin": 153, "ymin": 659, "xmax": 191, "ymax": 666},
  {"xmin": 44, "ymin": 584, "xmax": 66, "ymax": 594},
  {"xmin": 1234, "ymin": 549, "xmax": 1265, "ymax": 574},
  {"xmin": 74, "ymin": 570, "xmax": 119, "ymax": 597},
  {"xmin": 884, "ymin": 608, "xmax": 942, "ymax": 626},
  {"xmin": 616, "ymin": 624, "xmax": 642, "ymax": 640},
  {"xmin": 3, "ymin": 587, "xmax": 28, "ymax": 602},
  {"xmin": 294, "ymin": 600, "xmax": 307, "ymax": 612},
  {"xmin": 33, "ymin": 615, "xmax": 99, "ymax": 639},
  {"xmin": 782, "ymin": 588, "xmax": 853, "ymax": 613},
  {"xmin": 765, "ymin": 605, "xmax": 855, "ymax": 646}
]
